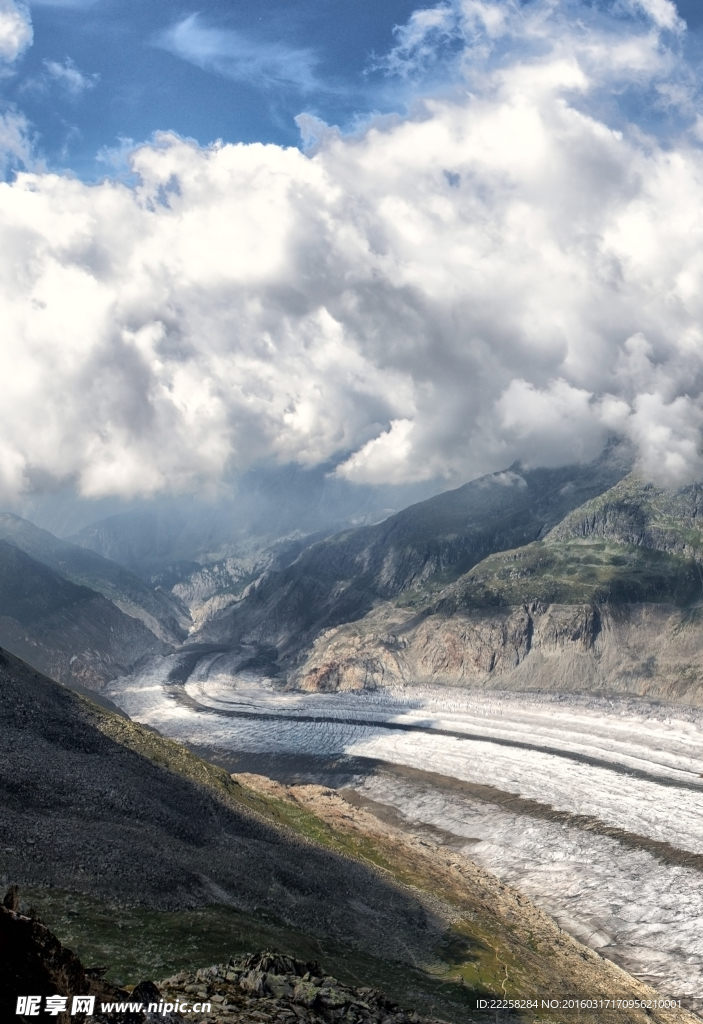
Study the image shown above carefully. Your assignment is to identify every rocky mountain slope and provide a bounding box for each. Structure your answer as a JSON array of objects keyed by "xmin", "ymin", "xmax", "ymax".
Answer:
[
  {"xmin": 165, "ymin": 533, "xmax": 342, "ymax": 631},
  {"xmin": 196, "ymin": 442, "xmax": 633, "ymax": 657},
  {"xmin": 0, "ymin": 514, "xmax": 188, "ymax": 644},
  {"xmin": 0, "ymin": 542, "xmax": 169, "ymax": 689},
  {"xmin": 0, "ymin": 647, "xmax": 437, "ymax": 957},
  {"xmin": 294, "ymin": 599, "xmax": 703, "ymax": 704},
  {"xmin": 2, "ymin": 903, "xmax": 442, "ymax": 1024},
  {"xmin": 292, "ymin": 472, "xmax": 703, "ymax": 703},
  {"xmin": 0, "ymin": 645, "xmax": 482, "ymax": 1021},
  {"xmin": 3, "ymin": 646, "xmax": 693, "ymax": 1024}
]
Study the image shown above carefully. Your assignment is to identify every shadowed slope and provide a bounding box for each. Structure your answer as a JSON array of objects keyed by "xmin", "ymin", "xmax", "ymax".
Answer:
[
  {"xmin": 0, "ymin": 513, "xmax": 188, "ymax": 644},
  {"xmin": 0, "ymin": 541, "xmax": 169, "ymax": 688},
  {"xmin": 0, "ymin": 646, "xmax": 444, "ymax": 963}
]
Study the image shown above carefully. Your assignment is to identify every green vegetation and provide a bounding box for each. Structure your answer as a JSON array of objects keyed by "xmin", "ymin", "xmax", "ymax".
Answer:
[
  {"xmin": 391, "ymin": 474, "xmax": 703, "ymax": 613},
  {"xmin": 19, "ymin": 886, "xmax": 480, "ymax": 1021},
  {"xmin": 391, "ymin": 538, "xmax": 703, "ymax": 613},
  {"xmin": 445, "ymin": 540, "xmax": 703, "ymax": 610},
  {"xmin": 548, "ymin": 474, "xmax": 703, "ymax": 556}
]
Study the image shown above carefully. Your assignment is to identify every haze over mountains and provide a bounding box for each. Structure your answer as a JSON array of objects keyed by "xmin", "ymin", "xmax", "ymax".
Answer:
[
  {"xmin": 194, "ymin": 440, "xmax": 634, "ymax": 665},
  {"xmin": 0, "ymin": 440, "xmax": 631, "ymax": 690},
  {"xmin": 8, "ymin": 434, "xmax": 703, "ymax": 714},
  {"xmin": 6, "ymin": 435, "xmax": 703, "ymax": 704},
  {"xmin": 0, "ymin": 514, "xmax": 187, "ymax": 643}
]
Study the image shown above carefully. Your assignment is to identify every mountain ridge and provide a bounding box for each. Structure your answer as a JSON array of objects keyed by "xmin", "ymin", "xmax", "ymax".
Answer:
[
  {"xmin": 0, "ymin": 513, "xmax": 189, "ymax": 645},
  {"xmin": 0, "ymin": 541, "xmax": 169, "ymax": 689},
  {"xmin": 288, "ymin": 472, "xmax": 703, "ymax": 702},
  {"xmin": 196, "ymin": 442, "xmax": 634, "ymax": 660}
]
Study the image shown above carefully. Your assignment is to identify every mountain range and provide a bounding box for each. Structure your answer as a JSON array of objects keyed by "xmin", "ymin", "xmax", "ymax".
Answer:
[
  {"xmin": 8, "ymin": 438, "xmax": 703, "ymax": 704},
  {"xmin": 5, "ymin": 441, "xmax": 703, "ymax": 1016},
  {"xmin": 290, "ymin": 471, "xmax": 703, "ymax": 703},
  {"xmin": 8, "ymin": 437, "xmax": 703, "ymax": 710},
  {"xmin": 193, "ymin": 440, "xmax": 634, "ymax": 665}
]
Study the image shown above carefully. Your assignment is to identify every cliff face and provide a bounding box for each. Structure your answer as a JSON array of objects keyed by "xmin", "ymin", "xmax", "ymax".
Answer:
[
  {"xmin": 294, "ymin": 601, "xmax": 703, "ymax": 705},
  {"xmin": 547, "ymin": 476, "xmax": 703, "ymax": 558}
]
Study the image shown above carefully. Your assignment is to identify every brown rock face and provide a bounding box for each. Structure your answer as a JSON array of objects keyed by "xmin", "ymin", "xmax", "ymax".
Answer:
[{"xmin": 295, "ymin": 600, "xmax": 703, "ymax": 705}]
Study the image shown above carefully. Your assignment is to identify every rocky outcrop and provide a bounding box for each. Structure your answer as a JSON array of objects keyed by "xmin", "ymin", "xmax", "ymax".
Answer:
[
  {"xmin": 159, "ymin": 952, "xmax": 437, "ymax": 1024},
  {"xmin": 547, "ymin": 475, "xmax": 703, "ymax": 561},
  {"xmin": 1, "ymin": 899, "xmax": 88, "ymax": 1024},
  {"xmin": 1, "ymin": 896, "xmax": 439, "ymax": 1024},
  {"xmin": 294, "ymin": 601, "xmax": 703, "ymax": 705},
  {"xmin": 0, "ymin": 895, "xmax": 164, "ymax": 1024}
]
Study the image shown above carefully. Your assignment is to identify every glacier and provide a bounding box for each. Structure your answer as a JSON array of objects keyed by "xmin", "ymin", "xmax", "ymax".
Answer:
[{"xmin": 107, "ymin": 654, "xmax": 703, "ymax": 1003}]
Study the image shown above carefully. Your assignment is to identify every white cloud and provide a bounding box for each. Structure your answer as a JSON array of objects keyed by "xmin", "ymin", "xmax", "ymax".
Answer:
[
  {"xmin": 373, "ymin": 4, "xmax": 461, "ymax": 80},
  {"xmin": 337, "ymin": 420, "xmax": 421, "ymax": 485},
  {"xmin": 2, "ymin": 0, "xmax": 703, "ymax": 498},
  {"xmin": 157, "ymin": 14, "xmax": 320, "ymax": 92},
  {"xmin": 0, "ymin": 0, "xmax": 31, "ymax": 64},
  {"xmin": 0, "ymin": 107, "xmax": 30, "ymax": 167},
  {"xmin": 627, "ymin": 0, "xmax": 683, "ymax": 32},
  {"xmin": 495, "ymin": 379, "xmax": 605, "ymax": 469},
  {"xmin": 43, "ymin": 57, "xmax": 98, "ymax": 95}
]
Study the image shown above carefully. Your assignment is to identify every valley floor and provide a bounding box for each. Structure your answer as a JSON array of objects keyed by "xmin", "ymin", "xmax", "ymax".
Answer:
[{"xmin": 107, "ymin": 655, "xmax": 703, "ymax": 1009}]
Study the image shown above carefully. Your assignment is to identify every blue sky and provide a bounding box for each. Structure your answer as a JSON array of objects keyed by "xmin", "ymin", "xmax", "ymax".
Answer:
[
  {"xmin": 13, "ymin": 0, "xmax": 423, "ymax": 177},
  {"xmin": 6, "ymin": 0, "xmax": 701, "ymax": 179}
]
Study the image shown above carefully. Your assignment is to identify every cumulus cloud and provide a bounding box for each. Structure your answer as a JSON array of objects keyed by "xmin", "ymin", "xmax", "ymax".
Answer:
[
  {"xmin": 0, "ymin": 0, "xmax": 31, "ymax": 64},
  {"xmin": 2, "ymin": 0, "xmax": 703, "ymax": 498}
]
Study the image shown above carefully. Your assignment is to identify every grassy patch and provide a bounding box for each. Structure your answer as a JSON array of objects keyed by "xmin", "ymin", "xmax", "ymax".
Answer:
[
  {"xmin": 442, "ymin": 540, "xmax": 703, "ymax": 609},
  {"xmin": 18, "ymin": 886, "xmax": 481, "ymax": 1023}
]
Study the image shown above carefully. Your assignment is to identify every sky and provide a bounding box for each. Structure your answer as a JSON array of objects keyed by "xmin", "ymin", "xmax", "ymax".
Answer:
[
  {"xmin": 2, "ymin": 0, "xmax": 703, "ymax": 513},
  {"xmin": 10, "ymin": 0, "xmax": 429, "ymax": 176}
]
